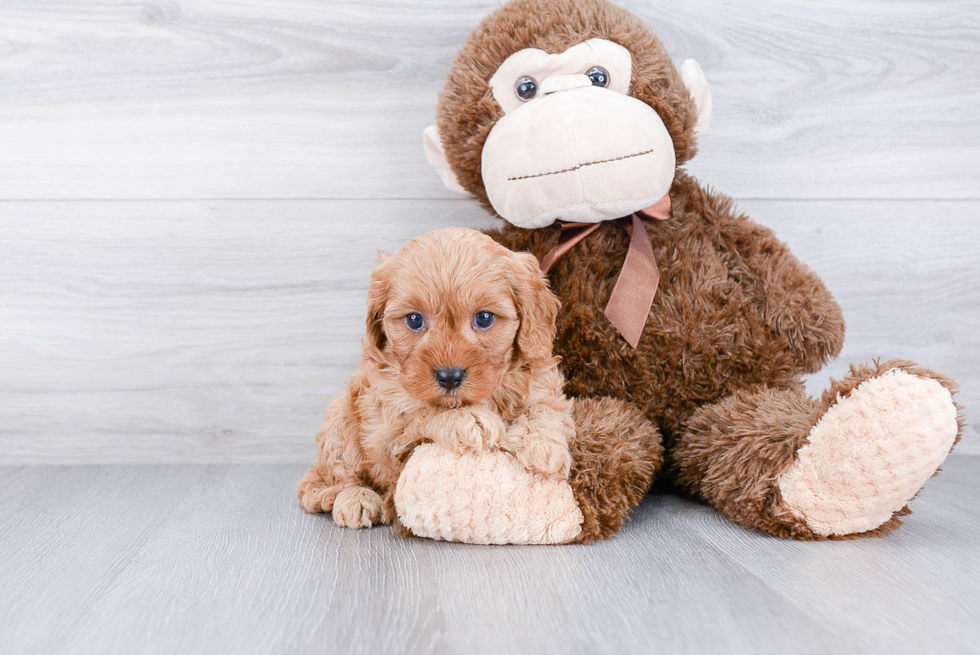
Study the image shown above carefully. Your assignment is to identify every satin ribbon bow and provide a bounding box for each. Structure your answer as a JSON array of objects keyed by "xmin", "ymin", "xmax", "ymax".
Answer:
[{"xmin": 539, "ymin": 192, "xmax": 671, "ymax": 349}]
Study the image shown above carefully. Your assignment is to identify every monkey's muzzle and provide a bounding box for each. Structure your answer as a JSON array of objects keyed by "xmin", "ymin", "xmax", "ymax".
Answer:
[{"xmin": 481, "ymin": 85, "xmax": 676, "ymax": 228}]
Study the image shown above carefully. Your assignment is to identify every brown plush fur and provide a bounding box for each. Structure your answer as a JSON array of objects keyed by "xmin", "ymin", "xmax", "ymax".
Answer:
[
  {"xmin": 298, "ymin": 227, "xmax": 578, "ymax": 527},
  {"xmin": 567, "ymin": 397, "xmax": 663, "ymax": 542},
  {"xmin": 485, "ymin": 171, "xmax": 847, "ymax": 438},
  {"xmin": 673, "ymin": 359, "xmax": 964, "ymax": 540},
  {"xmin": 434, "ymin": 0, "xmax": 964, "ymax": 539}
]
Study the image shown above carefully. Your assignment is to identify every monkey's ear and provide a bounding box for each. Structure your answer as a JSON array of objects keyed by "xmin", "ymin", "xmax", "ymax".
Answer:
[
  {"xmin": 423, "ymin": 125, "xmax": 467, "ymax": 194},
  {"xmin": 679, "ymin": 59, "xmax": 712, "ymax": 137}
]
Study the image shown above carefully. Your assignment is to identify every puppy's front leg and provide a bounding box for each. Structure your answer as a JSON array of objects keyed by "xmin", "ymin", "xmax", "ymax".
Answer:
[
  {"xmin": 298, "ymin": 386, "xmax": 386, "ymax": 529},
  {"xmin": 300, "ymin": 459, "xmax": 384, "ymax": 529},
  {"xmin": 414, "ymin": 406, "xmax": 507, "ymax": 454},
  {"xmin": 503, "ymin": 406, "xmax": 574, "ymax": 479}
]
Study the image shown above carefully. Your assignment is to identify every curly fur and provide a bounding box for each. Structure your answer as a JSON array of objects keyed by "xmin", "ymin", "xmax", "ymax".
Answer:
[{"xmin": 298, "ymin": 227, "xmax": 578, "ymax": 527}]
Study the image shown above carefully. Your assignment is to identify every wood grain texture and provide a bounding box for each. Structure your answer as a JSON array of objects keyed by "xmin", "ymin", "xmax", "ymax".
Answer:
[
  {"xmin": 0, "ymin": 199, "xmax": 495, "ymax": 463},
  {"xmin": 0, "ymin": 0, "xmax": 976, "ymax": 200},
  {"xmin": 1, "ymin": 198, "xmax": 977, "ymax": 462},
  {"xmin": 1, "ymin": 459, "xmax": 978, "ymax": 655}
]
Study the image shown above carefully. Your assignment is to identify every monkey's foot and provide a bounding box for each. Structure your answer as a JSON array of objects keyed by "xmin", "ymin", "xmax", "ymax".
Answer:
[
  {"xmin": 778, "ymin": 366, "xmax": 959, "ymax": 537},
  {"xmin": 395, "ymin": 444, "xmax": 584, "ymax": 545}
]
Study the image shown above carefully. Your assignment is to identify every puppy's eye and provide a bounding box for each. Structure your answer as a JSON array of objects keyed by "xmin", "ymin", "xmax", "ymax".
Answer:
[
  {"xmin": 586, "ymin": 66, "xmax": 609, "ymax": 88},
  {"xmin": 515, "ymin": 76, "xmax": 538, "ymax": 101},
  {"xmin": 473, "ymin": 311, "xmax": 495, "ymax": 330},
  {"xmin": 404, "ymin": 313, "xmax": 425, "ymax": 331}
]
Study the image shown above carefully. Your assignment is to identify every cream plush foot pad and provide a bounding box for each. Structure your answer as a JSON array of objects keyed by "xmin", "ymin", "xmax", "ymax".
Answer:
[
  {"xmin": 778, "ymin": 370, "xmax": 958, "ymax": 536},
  {"xmin": 395, "ymin": 444, "xmax": 583, "ymax": 545}
]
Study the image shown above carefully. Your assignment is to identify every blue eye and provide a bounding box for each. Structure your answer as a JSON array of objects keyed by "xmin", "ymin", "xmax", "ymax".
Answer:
[
  {"xmin": 474, "ymin": 311, "xmax": 495, "ymax": 329},
  {"xmin": 587, "ymin": 66, "xmax": 609, "ymax": 88},
  {"xmin": 405, "ymin": 313, "xmax": 425, "ymax": 331},
  {"xmin": 515, "ymin": 76, "xmax": 538, "ymax": 101}
]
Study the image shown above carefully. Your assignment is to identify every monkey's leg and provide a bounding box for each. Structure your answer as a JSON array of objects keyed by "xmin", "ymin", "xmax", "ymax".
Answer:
[
  {"xmin": 671, "ymin": 360, "xmax": 962, "ymax": 539},
  {"xmin": 392, "ymin": 396, "xmax": 662, "ymax": 544},
  {"xmin": 568, "ymin": 397, "xmax": 664, "ymax": 543}
]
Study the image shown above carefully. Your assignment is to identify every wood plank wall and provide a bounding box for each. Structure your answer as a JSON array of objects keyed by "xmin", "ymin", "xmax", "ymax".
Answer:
[{"xmin": 1, "ymin": 0, "xmax": 977, "ymax": 462}]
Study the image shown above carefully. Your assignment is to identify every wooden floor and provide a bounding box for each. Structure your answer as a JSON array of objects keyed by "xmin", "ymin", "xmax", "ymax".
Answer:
[{"xmin": 2, "ymin": 457, "xmax": 978, "ymax": 655}]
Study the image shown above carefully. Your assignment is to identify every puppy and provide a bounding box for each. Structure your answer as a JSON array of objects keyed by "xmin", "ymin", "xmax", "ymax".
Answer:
[{"xmin": 298, "ymin": 227, "xmax": 575, "ymax": 528}]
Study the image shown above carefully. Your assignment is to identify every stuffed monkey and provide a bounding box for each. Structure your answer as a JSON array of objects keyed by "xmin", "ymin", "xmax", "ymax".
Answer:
[{"xmin": 403, "ymin": 0, "xmax": 964, "ymax": 541}]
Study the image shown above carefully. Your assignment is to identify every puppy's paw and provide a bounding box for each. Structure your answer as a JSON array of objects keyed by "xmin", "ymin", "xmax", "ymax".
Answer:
[
  {"xmin": 298, "ymin": 470, "xmax": 342, "ymax": 514},
  {"xmin": 332, "ymin": 486, "xmax": 383, "ymax": 529},
  {"xmin": 470, "ymin": 407, "xmax": 508, "ymax": 450},
  {"xmin": 506, "ymin": 423, "xmax": 572, "ymax": 480},
  {"xmin": 518, "ymin": 438, "xmax": 572, "ymax": 480},
  {"xmin": 497, "ymin": 420, "xmax": 529, "ymax": 455},
  {"xmin": 430, "ymin": 407, "xmax": 506, "ymax": 454}
]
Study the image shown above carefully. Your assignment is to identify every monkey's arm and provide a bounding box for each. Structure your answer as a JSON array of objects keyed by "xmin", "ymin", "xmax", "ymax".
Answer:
[
  {"xmin": 695, "ymin": 181, "xmax": 845, "ymax": 374},
  {"xmin": 484, "ymin": 182, "xmax": 844, "ymax": 374}
]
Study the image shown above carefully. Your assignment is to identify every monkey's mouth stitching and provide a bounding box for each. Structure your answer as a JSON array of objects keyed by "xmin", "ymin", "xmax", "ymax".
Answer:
[{"xmin": 507, "ymin": 148, "xmax": 655, "ymax": 181}]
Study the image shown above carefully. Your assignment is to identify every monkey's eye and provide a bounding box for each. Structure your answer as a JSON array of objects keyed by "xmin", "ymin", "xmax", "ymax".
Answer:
[
  {"xmin": 514, "ymin": 76, "xmax": 538, "ymax": 101},
  {"xmin": 473, "ymin": 311, "xmax": 496, "ymax": 330},
  {"xmin": 404, "ymin": 313, "xmax": 425, "ymax": 331},
  {"xmin": 586, "ymin": 66, "xmax": 609, "ymax": 88}
]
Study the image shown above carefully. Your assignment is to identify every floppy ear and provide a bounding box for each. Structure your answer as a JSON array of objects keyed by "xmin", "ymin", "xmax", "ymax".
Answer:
[
  {"xmin": 510, "ymin": 251, "xmax": 561, "ymax": 365},
  {"xmin": 364, "ymin": 254, "xmax": 393, "ymax": 360},
  {"xmin": 679, "ymin": 59, "xmax": 712, "ymax": 137},
  {"xmin": 423, "ymin": 125, "xmax": 467, "ymax": 194}
]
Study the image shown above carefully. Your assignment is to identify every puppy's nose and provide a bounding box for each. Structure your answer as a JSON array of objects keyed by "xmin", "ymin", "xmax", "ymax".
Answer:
[{"xmin": 435, "ymin": 367, "xmax": 466, "ymax": 390}]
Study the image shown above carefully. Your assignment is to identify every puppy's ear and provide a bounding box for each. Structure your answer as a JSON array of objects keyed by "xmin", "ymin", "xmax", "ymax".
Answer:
[
  {"xmin": 364, "ymin": 257, "xmax": 393, "ymax": 360},
  {"xmin": 510, "ymin": 251, "xmax": 560, "ymax": 365}
]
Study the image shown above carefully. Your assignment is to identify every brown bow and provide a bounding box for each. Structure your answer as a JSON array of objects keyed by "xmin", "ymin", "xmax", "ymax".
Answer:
[{"xmin": 539, "ymin": 193, "xmax": 671, "ymax": 348}]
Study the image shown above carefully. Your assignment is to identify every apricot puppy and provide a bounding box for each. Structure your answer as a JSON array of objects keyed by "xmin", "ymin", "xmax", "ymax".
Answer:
[{"xmin": 298, "ymin": 227, "xmax": 575, "ymax": 528}]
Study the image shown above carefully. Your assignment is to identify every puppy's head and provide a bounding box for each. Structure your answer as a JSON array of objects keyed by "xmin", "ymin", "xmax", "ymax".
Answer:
[{"xmin": 364, "ymin": 227, "xmax": 559, "ymax": 407}]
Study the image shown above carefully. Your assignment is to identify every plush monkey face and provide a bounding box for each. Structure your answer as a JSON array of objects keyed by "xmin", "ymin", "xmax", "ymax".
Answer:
[
  {"xmin": 425, "ymin": 0, "xmax": 711, "ymax": 229},
  {"xmin": 479, "ymin": 38, "xmax": 678, "ymax": 227}
]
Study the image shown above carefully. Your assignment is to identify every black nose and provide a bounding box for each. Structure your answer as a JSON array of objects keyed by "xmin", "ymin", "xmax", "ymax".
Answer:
[{"xmin": 435, "ymin": 367, "xmax": 466, "ymax": 390}]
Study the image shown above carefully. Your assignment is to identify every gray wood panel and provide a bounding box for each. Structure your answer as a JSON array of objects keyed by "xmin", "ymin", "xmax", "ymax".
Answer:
[
  {"xmin": 0, "ymin": 0, "xmax": 976, "ymax": 200},
  {"xmin": 1, "ymin": 459, "xmax": 978, "ymax": 655},
  {"xmin": 1, "ymin": 198, "xmax": 977, "ymax": 462}
]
